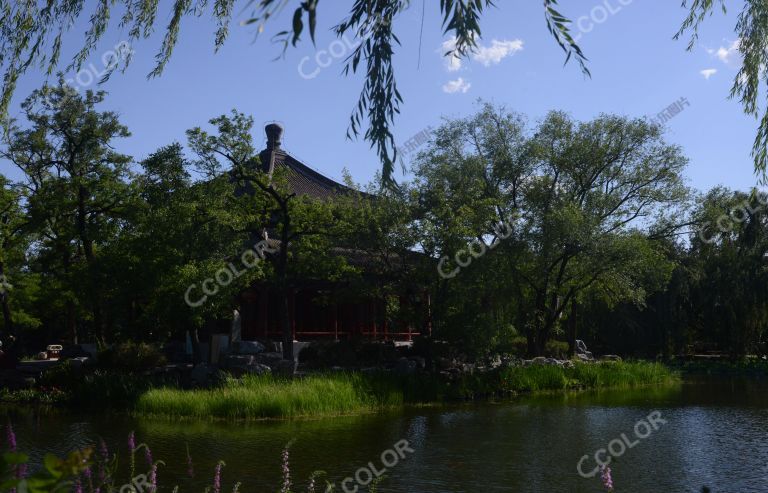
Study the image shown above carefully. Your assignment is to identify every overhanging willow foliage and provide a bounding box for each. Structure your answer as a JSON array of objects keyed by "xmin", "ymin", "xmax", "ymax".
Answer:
[{"xmin": 0, "ymin": 0, "xmax": 589, "ymax": 186}]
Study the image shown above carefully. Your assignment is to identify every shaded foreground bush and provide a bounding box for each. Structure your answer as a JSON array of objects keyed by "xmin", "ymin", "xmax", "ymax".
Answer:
[{"xmin": 136, "ymin": 361, "xmax": 679, "ymax": 420}]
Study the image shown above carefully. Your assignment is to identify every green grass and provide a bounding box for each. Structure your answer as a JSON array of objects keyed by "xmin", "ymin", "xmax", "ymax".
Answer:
[
  {"xmin": 136, "ymin": 373, "xmax": 382, "ymax": 419},
  {"xmin": 134, "ymin": 361, "xmax": 678, "ymax": 420},
  {"xmin": 498, "ymin": 361, "xmax": 678, "ymax": 393}
]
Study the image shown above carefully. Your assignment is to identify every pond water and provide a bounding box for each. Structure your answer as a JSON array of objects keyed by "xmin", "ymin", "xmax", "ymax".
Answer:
[{"xmin": 5, "ymin": 378, "xmax": 768, "ymax": 492}]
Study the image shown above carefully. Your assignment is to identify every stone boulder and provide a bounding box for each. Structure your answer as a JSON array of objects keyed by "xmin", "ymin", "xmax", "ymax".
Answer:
[
  {"xmin": 68, "ymin": 356, "xmax": 92, "ymax": 369},
  {"xmin": 223, "ymin": 354, "xmax": 255, "ymax": 368},
  {"xmin": 191, "ymin": 363, "xmax": 216, "ymax": 387},
  {"xmin": 274, "ymin": 359, "xmax": 297, "ymax": 377},
  {"xmin": 230, "ymin": 340, "xmax": 265, "ymax": 355},
  {"xmin": 395, "ymin": 357, "xmax": 418, "ymax": 376},
  {"xmin": 409, "ymin": 356, "xmax": 426, "ymax": 370},
  {"xmin": 255, "ymin": 352, "xmax": 284, "ymax": 369},
  {"xmin": 575, "ymin": 339, "xmax": 594, "ymax": 360}
]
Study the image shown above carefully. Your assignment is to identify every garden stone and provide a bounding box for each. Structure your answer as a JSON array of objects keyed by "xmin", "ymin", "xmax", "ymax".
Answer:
[
  {"xmin": 231, "ymin": 341, "xmax": 265, "ymax": 355},
  {"xmin": 68, "ymin": 356, "xmax": 91, "ymax": 369},
  {"xmin": 247, "ymin": 363, "xmax": 272, "ymax": 375},
  {"xmin": 395, "ymin": 357, "xmax": 417, "ymax": 376},
  {"xmin": 409, "ymin": 356, "xmax": 426, "ymax": 370},
  {"xmin": 274, "ymin": 359, "xmax": 297, "ymax": 376},
  {"xmin": 255, "ymin": 352, "xmax": 284, "ymax": 369},
  {"xmin": 530, "ymin": 357, "xmax": 548, "ymax": 366},
  {"xmin": 190, "ymin": 363, "xmax": 214, "ymax": 387}
]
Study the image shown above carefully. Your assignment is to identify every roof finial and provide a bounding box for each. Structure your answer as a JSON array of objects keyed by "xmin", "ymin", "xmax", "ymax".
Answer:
[{"xmin": 265, "ymin": 123, "xmax": 284, "ymax": 150}]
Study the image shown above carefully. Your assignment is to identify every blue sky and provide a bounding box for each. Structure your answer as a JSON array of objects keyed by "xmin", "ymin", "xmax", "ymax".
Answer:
[{"xmin": 0, "ymin": 0, "xmax": 756, "ymax": 193}]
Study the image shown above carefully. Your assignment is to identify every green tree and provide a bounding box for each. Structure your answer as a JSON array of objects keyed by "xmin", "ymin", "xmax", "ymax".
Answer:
[
  {"xmin": 414, "ymin": 104, "xmax": 690, "ymax": 356},
  {"xmin": 690, "ymin": 187, "xmax": 768, "ymax": 357},
  {"xmin": 1, "ymin": 83, "xmax": 133, "ymax": 343},
  {"xmin": 0, "ymin": 174, "xmax": 29, "ymax": 341}
]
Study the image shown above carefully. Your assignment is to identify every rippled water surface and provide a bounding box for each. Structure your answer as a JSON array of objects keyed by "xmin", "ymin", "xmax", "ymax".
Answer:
[{"xmin": 5, "ymin": 378, "xmax": 768, "ymax": 492}]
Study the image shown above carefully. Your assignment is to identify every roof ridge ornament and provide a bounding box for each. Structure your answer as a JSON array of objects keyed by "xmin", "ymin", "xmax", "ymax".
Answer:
[{"xmin": 265, "ymin": 122, "xmax": 283, "ymax": 150}]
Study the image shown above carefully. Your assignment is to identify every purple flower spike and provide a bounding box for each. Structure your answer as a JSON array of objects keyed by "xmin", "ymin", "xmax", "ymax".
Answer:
[
  {"xmin": 144, "ymin": 446, "xmax": 153, "ymax": 467},
  {"xmin": 149, "ymin": 463, "xmax": 158, "ymax": 493},
  {"xmin": 213, "ymin": 461, "xmax": 224, "ymax": 493},
  {"xmin": 186, "ymin": 451, "xmax": 195, "ymax": 479},
  {"xmin": 6, "ymin": 423, "xmax": 16, "ymax": 452},
  {"xmin": 600, "ymin": 465, "xmax": 614, "ymax": 491},
  {"xmin": 127, "ymin": 431, "xmax": 136, "ymax": 453},
  {"xmin": 280, "ymin": 448, "xmax": 291, "ymax": 493}
]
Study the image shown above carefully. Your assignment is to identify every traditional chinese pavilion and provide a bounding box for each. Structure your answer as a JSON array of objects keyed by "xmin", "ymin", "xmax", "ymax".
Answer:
[{"xmin": 236, "ymin": 123, "xmax": 431, "ymax": 342}]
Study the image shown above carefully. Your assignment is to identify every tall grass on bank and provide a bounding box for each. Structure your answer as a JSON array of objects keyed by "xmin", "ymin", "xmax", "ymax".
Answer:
[
  {"xmin": 136, "ymin": 373, "xmax": 382, "ymax": 419},
  {"xmin": 135, "ymin": 361, "xmax": 678, "ymax": 420},
  {"xmin": 498, "ymin": 361, "xmax": 678, "ymax": 393}
]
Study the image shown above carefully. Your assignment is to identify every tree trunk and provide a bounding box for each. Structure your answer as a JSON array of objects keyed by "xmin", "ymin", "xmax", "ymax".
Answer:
[{"xmin": 78, "ymin": 183, "xmax": 104, "ymax": 342}]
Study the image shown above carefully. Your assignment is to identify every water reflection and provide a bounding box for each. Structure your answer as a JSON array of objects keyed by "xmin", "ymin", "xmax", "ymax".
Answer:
[{"xmin": 4, "ymin": 378, "xmax": 768, "ymax": 492}]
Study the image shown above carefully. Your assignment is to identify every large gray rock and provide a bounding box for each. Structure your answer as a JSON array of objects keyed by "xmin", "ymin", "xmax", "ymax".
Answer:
[
  {"xmin": 68, "ymin": 356, "xmax": 91, "ymax": 369},
  {"xmin": 190, "ymin": 363, "xmax": 215, "ymax": 386},
  {"xmin": 395, "ymin": 357, "xmax": 418, "ymax": 376},
  {"xmin": 255, "ymin": 352, "xmax": 284, "ymax": 369},
  {"xmin": 409, "ymin": 356, "xmax": 426, "ymax": 370},
  {"xmin": 575, "ymin": 339, "xmax": 594, "ymax": 360},
  {"xmin": 231, "ymin": 341, "xmax": 265, "ymax": 355},
  {"xmin": 274, "ymin": 359, "xmax": 297, "ymax": 377},
  {"xmin": 223, "ymin": 354, "xmax": 256, "ymax": 368}
]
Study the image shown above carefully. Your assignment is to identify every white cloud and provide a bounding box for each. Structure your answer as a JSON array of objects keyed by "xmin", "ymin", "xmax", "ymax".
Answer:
[
  {"xmin": 473, "ymin": 39, "xmax": 524, "ymax": 67},
  {"xmin": 700, "ymin": 68, "xmax": 717, "ymax": 79},
  {"xmin": 707, "ymin": 39, "xmax": 741, "ymax": 67},
  {"xmin": 439, "ymin": 37, "xmax": 524, "ymax": 72},
  {"xmin": 441, "ymin": 37, "xmax": 463, "ymax": 72},
  {"xmin": 442, "ymin": 77, "xmax": 471, "ymax": 94}
]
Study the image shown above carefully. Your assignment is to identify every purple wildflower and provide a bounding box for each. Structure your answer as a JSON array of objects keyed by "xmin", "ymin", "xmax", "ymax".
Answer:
[
  {"xmin": 600, "ymin": 465, "xmax": 614, "ymax": 491},
  {"xmin": 16, "ymin": 463, "xmax": 26, "ymax": 479},
  {"xmin": 97, "ymin": 439, "xmax": 108, "ymax": 484},
  {"xmin": 99, "ymin": 439, "xmax": 109, "ymax": 461},
  {"xmin": 213, "ymin": 461, "xmax": 225, "ymax": 493},
  {"xmin": 127, "ymin": 431, "xmax": 136, "ymax": 453},
  {"xmin": 74, "ymin": 479, "xmax": 83, "ymax": 493},
  {"xmin": 148, "ymin": 463, "xmax": 158, "ymax": 493},
  {"xmin": 6, "ymin": 423, "xmax": 16, "ymax": 452},
  {"xmin": 186, "ymin": 446, "xmax": 195, "ymax": 478},
  {"xmin": 144, "ymin": 446, "xmax": 153, "ymax": 468},
  {"xmin": 280, "ymin": 447, "xmax": 291, "ymax": 493}
]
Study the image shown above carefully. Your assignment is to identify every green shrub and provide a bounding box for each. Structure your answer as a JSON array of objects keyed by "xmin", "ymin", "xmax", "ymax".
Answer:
[
  {"xmin": 509, "ymin": 336, "xmax": 529, "ymax": 357},
  {"xmin": 98, "ymin": 341, "xmax": 167, "ymax": 372},
  {"xmin": 545, "ymin": 340, "xmax": 570, "ymax": 359},
  {"xmin": 39, "ymin": 360, "xmax": 84, "ymax": 389}
]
